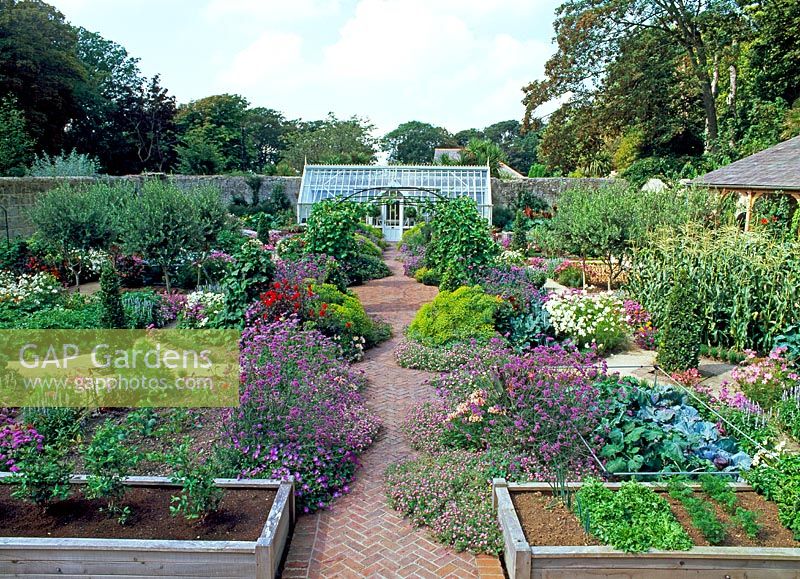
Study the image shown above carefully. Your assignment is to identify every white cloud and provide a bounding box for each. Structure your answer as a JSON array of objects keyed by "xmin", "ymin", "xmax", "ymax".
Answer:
[
  {"xmin": 215, "ymin": 0, "xmax": 557, "ymax": 133},
  {"xmin": 323, "ymin": 0, "xmax": 473, "ymax": 80},
  {"xmin": 218, "ymin": 32, "xmax": 306, "ymax": 90},
  {"xmin": 205, "ymin": 0, "xmax": 342, "ymax": 22}
]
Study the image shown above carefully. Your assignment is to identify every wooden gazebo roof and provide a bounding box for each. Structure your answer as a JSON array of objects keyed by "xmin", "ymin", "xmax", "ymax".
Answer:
[{"xmin": 693, "ymin": 135, "xmax": 800, "ymax": 192}]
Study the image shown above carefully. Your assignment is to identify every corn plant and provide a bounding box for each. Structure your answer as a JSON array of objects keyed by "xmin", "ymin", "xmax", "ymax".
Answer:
[{"xmin": 628, "ymin": 225, "xmax": 800, "ymax": 352}]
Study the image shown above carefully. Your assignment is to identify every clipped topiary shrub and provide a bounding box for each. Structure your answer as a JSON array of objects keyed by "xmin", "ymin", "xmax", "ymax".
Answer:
[
  {"xmin": 312, "ymin": 283, "xmax": 374, "ymax": 339},
  {"xmin": 98, "ymin": 264, "xmax": 127, "ymax": 329},
  {"xmin": 656, "ymin": 269, "xmax": 701, "ymax": 372},
  {"xmin": 407, "ymin": 286, "xmax": 501, "ymax": 346},
  {"xmin": 355, "ymin": 234, "xmax": 382, "ymax": 257}
]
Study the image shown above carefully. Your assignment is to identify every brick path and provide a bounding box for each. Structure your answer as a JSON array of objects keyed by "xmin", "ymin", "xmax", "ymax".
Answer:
[{"xmin": 282, "ymin": 248, "xmax": 504, "ymax": 578}]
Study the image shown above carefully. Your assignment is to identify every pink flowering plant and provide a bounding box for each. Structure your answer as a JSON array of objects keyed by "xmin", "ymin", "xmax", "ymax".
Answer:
[
  {"xmin": 219, "ymin": 311, "xmax": 380, "ymax": 512},
  {"xmin": 158, "ymin": 291, "xmax": 187, "ymax": 325},
  {"xmin": 390, "ymin": 343, "xmax": 610, "ymax": 554},
  {"xmin": 726, "ymin": 347, "xmax": 800, "ymax": 441},
  {"xmin": 689, "ymin": 383, "xmax": 778, "ymax": 454},
  {"xmin": 385, "ymin": 450, "xmax": 507, "ymax": 554},
  {"xmin": 670, "ymin": 368, "xmax": 703, "ymax": 387},
  {"xmin": 729, "ymin": 347, "xmax": 799, "ymax": 408},
  {"xmin": 623, "ymin": 299, "xmax": 657, "ymax": 350},
  {"xmin": 423, "ymin": 342, "xmax": 609, "ymax": 475}
]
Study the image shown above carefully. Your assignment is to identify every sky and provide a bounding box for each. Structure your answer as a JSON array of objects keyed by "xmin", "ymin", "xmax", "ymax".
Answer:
[{"xmin": 49, "ymin": 0, "xmax": 563, "ymax": 136}]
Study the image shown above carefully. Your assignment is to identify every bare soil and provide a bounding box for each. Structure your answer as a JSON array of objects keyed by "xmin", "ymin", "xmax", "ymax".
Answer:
[
  {"xmin": 513, "ymin": 490, "xmax": 799, "ymax": 548},
  {"xmin": 0, "ymin": 485, "xmax": 276, "ymax": 541},
  {"xmin": 510, "ymin": 491, "xmax": 600, "ymax": 546}
]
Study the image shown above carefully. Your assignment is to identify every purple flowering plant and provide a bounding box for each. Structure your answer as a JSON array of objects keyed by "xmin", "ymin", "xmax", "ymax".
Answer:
[
  {"xmin": 274, "ymin": 254, "xmax": 340, "ymax": 288},
  {"xmin": 422, "ymin": 342, "xmax": 609, "ymax": 475},
  {"xmin": 220, "ymin": 310, "xmax": 380, "ymax": 511},
  {"xmin": 623, "ymin": 299, "xmax": 657, "ymax": 350},
  {"xmin": 158, "ymin": 291, "xmax": 187, "ymax": 325},
  {"xmin": 0, "ymin": 421, "xmax": 44, "ymax": 473}
]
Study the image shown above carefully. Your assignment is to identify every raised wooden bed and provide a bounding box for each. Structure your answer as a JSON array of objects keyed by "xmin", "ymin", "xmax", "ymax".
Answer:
[
  {"xmin": 0, "ymin": 475, "xmax": 295, "ymax": 579},
  {"xmin": 493, "ymin": 479, "xmax": 800, "ymax": 579}
]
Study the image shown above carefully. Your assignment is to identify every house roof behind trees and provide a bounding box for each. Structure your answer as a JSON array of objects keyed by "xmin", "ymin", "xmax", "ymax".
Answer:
[{"xmin": 693, "ymin": 135, "xmax": 800, "ymax": 191}]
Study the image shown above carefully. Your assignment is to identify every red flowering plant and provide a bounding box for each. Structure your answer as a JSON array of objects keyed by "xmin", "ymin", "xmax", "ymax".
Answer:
[
  {"xmin": 24, "ymin": 256, "xmax": 61, "ymax": 281},
  {"xmin": 259, "ymin": 279, "xmax": 316, "ymax": 321}
]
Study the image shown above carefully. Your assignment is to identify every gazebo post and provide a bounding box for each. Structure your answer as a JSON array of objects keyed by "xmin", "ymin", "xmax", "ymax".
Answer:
[
  {"xmin": 692, "ymin": 135, "xmax": 800, "ymax": 230},
  {"xmin": 744, "ymin": 190, "xmax": 753, "ymax": 232}
]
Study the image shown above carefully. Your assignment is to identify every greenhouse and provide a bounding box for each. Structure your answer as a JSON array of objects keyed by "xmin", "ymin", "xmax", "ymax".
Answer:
[{"xmin": 297, "ymin": 164, "xmax": 492, "ymax": 241}]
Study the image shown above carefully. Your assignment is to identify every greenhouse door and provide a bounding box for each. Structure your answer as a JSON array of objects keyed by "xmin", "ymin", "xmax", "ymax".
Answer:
[{"xmin": 382, "ymin": 199, "xmax": 403, "ymax": 242}]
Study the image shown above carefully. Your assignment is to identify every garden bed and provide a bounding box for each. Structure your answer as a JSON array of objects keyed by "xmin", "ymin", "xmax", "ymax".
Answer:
[
  {"xmin": 0, "ymin": 475, "xmax": 294, "ymax": 578},
  {"xmin": 493, "ymin": 480, "xmax": 800, "ymax": 579}
]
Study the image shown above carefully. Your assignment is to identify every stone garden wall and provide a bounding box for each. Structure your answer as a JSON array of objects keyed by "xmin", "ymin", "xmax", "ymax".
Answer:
[
  {"xmin": 491, "ymin": 177, "xmax": 618, "ymax": 208},
  {"xmin": 0, "ymin": 174, "xmax": 616, "ymax": 239},
  {"xmin": 0, "ymin": 175, "xmax": 301, "ymax": 239}
]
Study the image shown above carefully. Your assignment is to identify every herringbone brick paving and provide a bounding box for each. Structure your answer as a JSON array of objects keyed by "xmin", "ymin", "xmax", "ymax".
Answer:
[{"xmin": 281, "ymin": 248, "xmax": 504, "ymax": 578}]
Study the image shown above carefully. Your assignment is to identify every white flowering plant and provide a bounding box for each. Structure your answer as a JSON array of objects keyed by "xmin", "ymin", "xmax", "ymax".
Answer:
[
  {"xmin": 178, "ymin": 291, "xmax": 225, "ymax": 329},
  {"xmin": 544, "ymin": 289, "xmax": 628, "ymax": 353},
  {"xmin": 71, "ymin": 249, "xmax": 110, "ymax": 281},
  {"xmin": 0, "ymin": 270, "xmax": 62, "ymax": 311},
  {"xmin": 494, "ymin": 250, "xmax": 527, "ymax": 267}
]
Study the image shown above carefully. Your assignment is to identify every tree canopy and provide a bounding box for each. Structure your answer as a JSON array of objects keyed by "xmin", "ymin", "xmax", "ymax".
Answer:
[
  {"xmin": 382, "ymin": 121, "xmax": 454, "ymax": 164},
  {"xmin": 0, "ymin": 0, "xmax": 85, "ymax": 153},
  {"xmin": 280, "ymin": 114, "xmax": 377, "ymax": 170},
  {"xmin": 523, "ymin": 0, "xmax": 800, "ymax": 179}
]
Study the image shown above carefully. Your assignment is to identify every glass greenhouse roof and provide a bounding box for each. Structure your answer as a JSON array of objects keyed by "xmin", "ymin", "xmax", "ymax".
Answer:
[{"xmin": 298, "ymin": 165, "xmax": 492, "ymax": 207}]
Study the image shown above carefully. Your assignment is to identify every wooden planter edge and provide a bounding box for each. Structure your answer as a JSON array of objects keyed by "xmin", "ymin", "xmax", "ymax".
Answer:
[
  {"xmin": 0, "ymin": 474, "xmax": 295, "ymax": 579},
  {"xmin": 492, "ymin": 478, "xmax": 800, "ymax": 579}
]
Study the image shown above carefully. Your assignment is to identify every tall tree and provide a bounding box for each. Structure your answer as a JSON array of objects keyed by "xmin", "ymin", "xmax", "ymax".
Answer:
[
  {"xmin": 381, "ymin": 121, "xmax": 453, "ymax": 164},
  {"xmin": 453, "ymin": 128, "xmax": 484, "ymax": 146},
  {"xmin": 66, "ymin": 27, "xmax": 146, "ymax": 173},
  {"xmin": 246, "ymin": 107, "xmax": 291, "ymax": 169},
  {"xmin": 482, "ymin": 120, "xmax": 521, "ymax": 151},
  {"xmin": 460, "ymin": 138, "xmax": 505, "ymax": 177},
  {"xmin": 281, "ymin": 114, "xmax": 377, "ymax": 170},
  {"xmin": 747, "ymin": 0, "xmax": 800, "ymax": 106},
  {"xmin": 523, "ymin": 0, "xmax": 744, "ymax": 152},
  {"xmin": 0, "ymin": 96, "xmax": 33, "ymax": 175},
  {"xmin": 175, "ymin": 94, "xmax": 251, "ymax": 173},
  {"xmin": 0, "ymin": 0, "xmax": 86, "ymax": 153},
  {"xmin": 536, "ymin": 101, "xmax": 608, "ymax": 176},
  {"xmin": 504, "ymin": 130, "xmax": 541, "ymax": 174},
  {"xmin": 129, "ymin": 75, "xmax": 177, "ymax": 172},
  {"xmin": 597, "ymin": 29, "xmax": 705, "ymax": 159}
]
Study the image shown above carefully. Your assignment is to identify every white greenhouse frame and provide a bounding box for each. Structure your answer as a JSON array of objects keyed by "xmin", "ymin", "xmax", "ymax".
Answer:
[{"xmin": 297, "ymin": 164, "xmax": 492, "ymax": 242}]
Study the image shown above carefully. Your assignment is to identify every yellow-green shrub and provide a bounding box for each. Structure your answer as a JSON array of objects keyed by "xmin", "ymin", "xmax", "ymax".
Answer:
[
  {"xmin": 407, "ymin": 286, "xmax": 501, "ymax": 346},
  {"xmin": 355, "ymin": 234, "xmax": 382, "ymax": 257},
  {"xmin": 311, "ymin": 283, "xmax": 390, "ymax": 347},
  {"xmin": 414, "ymin": 267, "xmax": 440, "ymax": 286}
]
